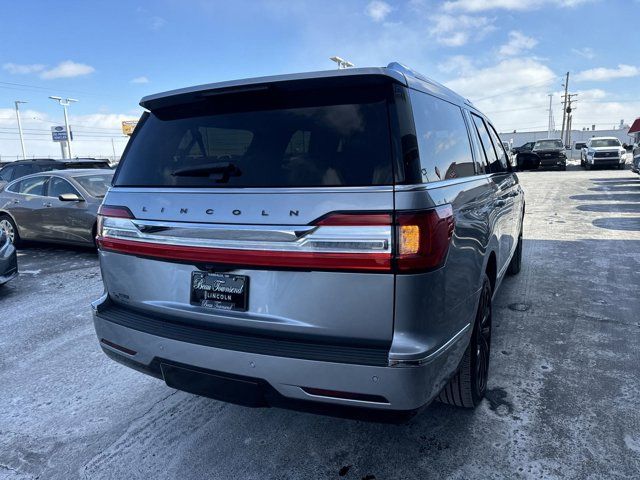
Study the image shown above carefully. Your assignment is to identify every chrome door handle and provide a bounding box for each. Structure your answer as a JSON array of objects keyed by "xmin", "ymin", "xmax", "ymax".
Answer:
[
  {"xmin": 12, "ymin": 200, "xmax": 20, "ymax": 204},
  {"xmin": 43, "ymin": 202, "xmax": 52, "ymax": 208}
]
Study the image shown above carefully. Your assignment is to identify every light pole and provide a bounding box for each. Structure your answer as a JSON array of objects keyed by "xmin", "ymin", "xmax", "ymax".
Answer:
[
  {"xmin": 329, "ymin": 56, "xmax": 354, "ymax": 69},
  {"xmin": 14, "ymin": 100, "xmax": 28, "ymax": 159},
  {"xmin": 49, "ymin": 96, "xmax": 78, "ymax": 159}
]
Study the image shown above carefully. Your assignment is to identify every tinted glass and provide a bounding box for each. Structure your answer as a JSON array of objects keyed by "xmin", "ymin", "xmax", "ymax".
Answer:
[
  {"xmin": 472, "ymin": 115, "xmax": 506, "ymax": 173},
  {"xmin": 0, "ymin": 166, "xmax": 13, "ymax": 181},
  {"xmin": 115, "ymin": 85, "xmax": 393, "ymax": 188},
  {"xmin": 590, "ymin": 139, "xmax": 621, "ymax": 148},
  {"xmin": 11, "ymin": 164, "xmax": 35, "ymax": 180},
  {"xmin": 73, "ymin": 174, "xmax": 113, "ymax": 198},
  {"xmin": 535, "ymin": 140, "xmax": 564, "ymax": 149},
  {"xmin": 49, "ymin": 177, "xmax": 79, "ymax": 198},
  {"xmin": 17, "ymin": 176, "xmax": 47, "ymax": 196},
  {"xmin": 486, "ymin": 123, "xmax": 509, "ymax": 170},
  {"xmin": 410, "ymin": 91, "xmax": 475, "ymax": 182}
]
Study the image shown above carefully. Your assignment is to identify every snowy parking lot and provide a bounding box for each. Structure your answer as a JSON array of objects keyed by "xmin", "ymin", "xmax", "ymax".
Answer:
[{"xmin": 1, "ymin": 166, "xmax": 639, "ymax": 479}]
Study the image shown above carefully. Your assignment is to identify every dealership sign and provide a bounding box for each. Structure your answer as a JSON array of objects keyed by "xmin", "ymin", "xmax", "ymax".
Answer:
[
  {"xmin": 122, "ymin": 120, "xmax": 138, "ymax": 136},
  {"xmin": 51, "ymin": 125, "xmax": 73, "ymax": 142}
]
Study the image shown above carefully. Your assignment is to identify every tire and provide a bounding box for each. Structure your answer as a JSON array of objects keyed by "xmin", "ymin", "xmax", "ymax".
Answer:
[
  {"xmin": 580, "ymin": 156, "xmax": 585, "ymax": 167},
  {"xmin": 438, "ymin": 274, "xmax": 492, "ymax": 408},
  {"xmin": 0, "ymin": 214, "xmax": 20, "ymax": 247},
  {"xmin": 585, "ymin": 163, "xmax": 591, "ymax": 170},
  {"xmin": 560, "ymin": 165, "xmax": 567, "ymax": 171},
  {"xmin": 507, "ymin": 229, "xmax": 523, "ymax": 275}
]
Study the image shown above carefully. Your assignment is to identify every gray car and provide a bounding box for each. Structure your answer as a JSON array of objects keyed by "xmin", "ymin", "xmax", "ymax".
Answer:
[
  {"xmin": 92, "ymin": 63, "xmax": 524, "ymax": 420},
  {"xmin": 0, "ymin": 169, "xmax": 113, "ymax": 247}
]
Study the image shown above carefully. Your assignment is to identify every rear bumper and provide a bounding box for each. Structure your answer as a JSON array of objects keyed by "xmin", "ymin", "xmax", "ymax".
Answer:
[
  {"xmin": 92, "ymin": 295, "xmax": 463, "ymax": 417},
  {"xmin": 0, "ymin": 240, "xmax": 17, "ymax": 285}
]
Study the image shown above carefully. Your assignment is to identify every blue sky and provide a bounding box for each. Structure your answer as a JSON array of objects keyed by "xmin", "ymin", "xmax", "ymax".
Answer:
[{"xmin": 1, "ymin": 0, "xmax": 639, "ymax": 157}]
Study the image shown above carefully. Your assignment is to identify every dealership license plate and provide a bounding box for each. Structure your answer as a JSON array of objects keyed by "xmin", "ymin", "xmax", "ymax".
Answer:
[{"xmin": 190, "ymin": 271, "xmax": 249, "ymax": 312}]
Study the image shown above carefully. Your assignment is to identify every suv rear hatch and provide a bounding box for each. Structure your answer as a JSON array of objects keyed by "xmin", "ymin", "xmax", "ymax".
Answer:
[{"xmin": 98, "ymin": 75, "xmax": 404, "ymax": 354}]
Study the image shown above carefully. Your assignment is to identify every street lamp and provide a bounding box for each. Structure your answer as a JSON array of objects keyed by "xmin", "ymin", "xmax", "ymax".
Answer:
[
  {"xmin": 329, "ymin": 56, "xmax": 354, "ymax": 69},
  {"xmin": 48, "ymin": 96, "xmax": 78, "ymax": 159},
  {"xmin": 14, "ymin": 100, "xmax": 28, "ymax": 159}
]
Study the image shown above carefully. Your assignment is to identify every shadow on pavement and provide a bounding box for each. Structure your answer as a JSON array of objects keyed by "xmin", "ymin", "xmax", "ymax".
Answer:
[
  {"xmin": 588, "ymin": 185, "xmax": 640, "ymax": 192},
  {"xmin": 570, "ymin": 193, "xmax": 640, "ymax": 202},
  {"xmin": 593, "ymin": 217, "xmax": 640, "ymax": 232},
  {"xmin": 577, "ymin": 203, "xmax": 640, "ymax": 213}
]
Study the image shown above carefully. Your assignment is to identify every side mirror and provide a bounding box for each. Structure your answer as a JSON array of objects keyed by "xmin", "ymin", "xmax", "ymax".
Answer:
[{"xmin": 58, "ymin": 193, "xmax": 84, "ymax": 202}]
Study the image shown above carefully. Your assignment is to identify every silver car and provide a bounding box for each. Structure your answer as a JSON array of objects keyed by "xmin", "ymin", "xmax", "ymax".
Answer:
[
  {"xmin": 0, "ymin": 169, "xmax": 113, "ymax": 247},
  {"xmin": 92, "ymin": 63, "xmax": 524, "ymax": 420}
]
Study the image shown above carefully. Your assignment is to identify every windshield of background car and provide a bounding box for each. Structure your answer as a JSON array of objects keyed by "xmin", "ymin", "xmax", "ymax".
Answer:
[
  {"xmin": 114, "ymin": 82, "xmax": 393, "ymax": 188},
  {"xmin": 590, "ymin": 139, "xmax": 621, "ymax": 148},
  {"xmin": 73, "ymin": 174, "xmax": 113, "ymax": 198},
  {"xmin": 534, "ymin": 140, "xmax": 563, "ymax": 150}
]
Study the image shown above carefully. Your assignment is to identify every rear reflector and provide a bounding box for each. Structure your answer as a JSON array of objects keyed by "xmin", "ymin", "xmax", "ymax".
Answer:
[
  {"xmin": 100, "ymin": 338, "xmax": 137, "ymax": 356},
  {"xmin": 301, "ymin": 387, "xmax": 389, "ymax": 403}
]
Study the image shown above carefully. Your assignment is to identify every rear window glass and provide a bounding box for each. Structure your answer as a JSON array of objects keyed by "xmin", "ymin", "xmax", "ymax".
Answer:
[{"xmin": 115, "ymin": 85, "xmax": 393, "ymax": 188}]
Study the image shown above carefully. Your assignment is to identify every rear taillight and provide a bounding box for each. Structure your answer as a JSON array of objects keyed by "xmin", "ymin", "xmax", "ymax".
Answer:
[
  {"xmin": 395, "ymin": 205, "xmax": 455, "ymax": 272},
  {"xmin": 96, "ymin": 205, "xmax": 134, "ymax": 242},
  {"xmin": 96, "ymin": 205, "xmax": 454, "ymax": 273}
]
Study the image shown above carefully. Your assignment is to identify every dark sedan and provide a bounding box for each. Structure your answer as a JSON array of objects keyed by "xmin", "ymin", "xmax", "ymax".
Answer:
[
  {"xmin": 0, "ymin": 229, "xmax": 17, "ymax": 285},
  {"xmin": 517, "ymin": 139, "xmax": 567, "ymax": 171},
  {"xmin": 0, "ymin": 169, "xmax": 113, "ymax": 247}
]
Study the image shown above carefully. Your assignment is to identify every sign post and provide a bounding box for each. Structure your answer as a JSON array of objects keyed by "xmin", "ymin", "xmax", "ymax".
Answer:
[{"xmin": 51, "ymin": 126, "xmax": 73, "ymax": 159}]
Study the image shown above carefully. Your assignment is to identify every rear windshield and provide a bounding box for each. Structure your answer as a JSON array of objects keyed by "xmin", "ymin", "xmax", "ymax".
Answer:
[
  {"xmin": 534, "ymin": 140, "xmax": 563, "ymax": 149},
  {"xmin": 590, "ymin": 139, "xmax": 621, "ymax": 148},
  {"xmin": 115, "ymin": 83, "xmax": 393, "ymax": 188}
]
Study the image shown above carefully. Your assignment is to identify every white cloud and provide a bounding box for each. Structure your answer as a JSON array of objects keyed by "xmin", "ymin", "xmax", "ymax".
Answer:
[
  {"xmin": 365, "ymin": 1, "xmax": 393, "ymax": 22},
  {"xmin": 40, "ymin": 60, "xmax": 95, "ymax": 80},
  {"xmin": 498, "ymin": 31, "xmax": 537, "ymax": 56},
  {"xmin": 437, "ymin": 55, "xmax": 474, "ymax": 74},
  {"xmin": 2, "ymin": 63, "xmax": 45, "ymax": 75},
  {"xmin": 150, "ymin": 16, "xmax": 167, "ymax": 30},
  {"xmin": 571, "ymin": 47, "xmax": 595, "ymax": 59},
  {"xmin": 131, "ymin": 76, "xmax": 149, "ymax": 84},
  {"xmin": 430, "ymin": 14, "xmax": 495, "ymax": 47},
  {"xmin": 575, "ymin": 64, "xmax": 640, "ymax": 82},
  {"xmin": 443, "ymin": 0, "xmax": 593, "ymax": 12}
]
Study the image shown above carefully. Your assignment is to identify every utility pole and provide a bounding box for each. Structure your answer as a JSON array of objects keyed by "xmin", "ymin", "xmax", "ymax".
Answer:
[
  {"xmin": 565, "ymin": 94, "xmax": 578, "ymax": 148},
  {"xmin": 547, "ymin": 94, "xmax": 553, "ymax": 139},
  {"xmin": 111, "ymin": 137, "xmax": 116, "ymax": 160},
  {"xmin": 49, "ymin": 96, "xmax": 78, "ymax": 159},
  {"xmin": 560, "ymin": 72, "xmax": 569, "ymax": 143},
  {"xmin": 14, "ymin": 100, "xmax": 28, "ymax": 159}
]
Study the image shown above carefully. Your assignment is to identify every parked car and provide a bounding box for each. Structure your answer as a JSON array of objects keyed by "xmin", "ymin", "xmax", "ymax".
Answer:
[
  {"xmin": 92, "ymin": 62, "xmax": 525, "ymax": 420},
  {"xmin": 0, "ymin": 229, "xmax": 17, "ymax": 285},
  {"xmin": 512, "ymin": 141, "xmax": 535, "ymax": 155},
  {"xmin": 0, "ymin": 169, "xmax": 113, "ymax": 247},
  {"xmin": 0, "ymin": 158, "xmax": 111, "ymax": 190},
  {"xmin": 580, "ymin": 137, "xmax": 627, "ymax": 170},
  {"xmin": 530, "ymin": 139, "xmax": 567, "ymax": 170}
]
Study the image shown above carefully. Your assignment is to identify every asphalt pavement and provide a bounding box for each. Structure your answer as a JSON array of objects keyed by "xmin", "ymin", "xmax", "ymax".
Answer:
[{"xmin": 1, "ymin": 166, "xmax": 639, "ymax": 480}]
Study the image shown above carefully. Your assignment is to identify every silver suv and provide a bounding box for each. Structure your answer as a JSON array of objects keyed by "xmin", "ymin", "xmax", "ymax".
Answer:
[{"xmin": 92, "ymin": 63, "xmax": 524, "ymax": 420}]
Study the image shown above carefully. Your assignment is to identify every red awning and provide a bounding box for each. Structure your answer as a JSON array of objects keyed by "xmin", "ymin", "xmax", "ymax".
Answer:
[{"xmin": 629, "ymin": 117, "xmax": 640, "ymax": 134}]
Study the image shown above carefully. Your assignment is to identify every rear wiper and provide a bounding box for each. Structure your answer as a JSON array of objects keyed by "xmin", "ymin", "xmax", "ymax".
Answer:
[{"xmin": 172, "ymin": 162, "xmax": 242, "ymax": 183}]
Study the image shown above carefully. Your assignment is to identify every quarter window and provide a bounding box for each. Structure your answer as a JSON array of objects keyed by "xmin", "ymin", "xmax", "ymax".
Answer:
[
  {"xmin": 410, "ymin": 91, "xmax": 475, "ymax": 182},
  {"xmin": 0, "ymin": 166, "xmax": 14, "ymax": 182}
]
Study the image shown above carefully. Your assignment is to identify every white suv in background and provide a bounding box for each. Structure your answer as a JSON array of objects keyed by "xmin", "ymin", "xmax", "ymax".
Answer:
[{"xmin": 580, "ymin": 137, "xmax": 627, "ymax": 170}]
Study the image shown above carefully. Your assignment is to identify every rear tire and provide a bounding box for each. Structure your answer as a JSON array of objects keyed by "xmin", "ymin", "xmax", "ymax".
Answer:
[
  {"xmin": 438, "ymin": 274, "xmax": 492, "ymax": 408},
  {"xmin": 0, "ymin": 215, "xmax": 20, "ymax": 247}
]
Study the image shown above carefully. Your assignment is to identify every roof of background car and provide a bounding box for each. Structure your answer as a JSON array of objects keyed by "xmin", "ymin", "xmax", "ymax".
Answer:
[
  {"xmin": 139, "ymin": 62, "xmax": 473, "ymax": 112},
  {"xmin": 588, "ymin": 137, "xmax": 621, "ymax": 141},
  {"xmin": 53, "ymin": 168, "xmax": 115, "ymax": 177}
]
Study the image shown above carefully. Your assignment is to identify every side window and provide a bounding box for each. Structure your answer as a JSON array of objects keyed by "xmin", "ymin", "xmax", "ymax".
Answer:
[
  {"xmin": 0, "ymin": 166, "xmax": 14, "ymax": 182},
  {"xmin": 48, "ymin": 177, "xmax": 80, "ymax": 198},
  {"xmin": 486, "ymin": 123, "xmax": 509, "ymax": 171},
  {"xmin": 17, "ymin": 176, "xmax": 47, "ymax": 196},
  {"xmin": 471, "ymin": 115, "xmax": 504, "ymax": 174},
  {"xmin": 10, "ymin": 164, "xmax": 34, "ymax": 180},
  {"xmin": 410, "ymin": 91, "xmax": 476, "ymax": 182},
  {"xmin": 285, "ymin": 130, "xmax": 311, "ymax": 155},
  {"xmin": 464, "ymin": 111, "xmax": 486, "ymax": 175}
]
